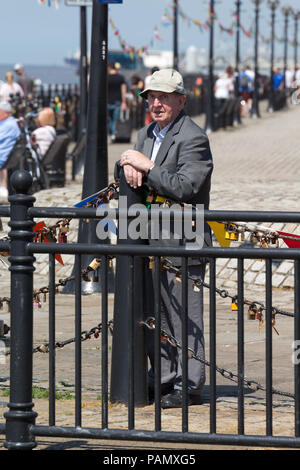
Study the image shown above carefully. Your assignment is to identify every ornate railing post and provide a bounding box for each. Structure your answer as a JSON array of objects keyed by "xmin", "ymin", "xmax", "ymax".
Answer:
[{"xmin": 4, "ymin": 170, "xmax": 37, "ymax": 450}]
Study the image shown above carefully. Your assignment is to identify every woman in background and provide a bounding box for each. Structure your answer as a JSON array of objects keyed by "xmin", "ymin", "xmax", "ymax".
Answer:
[
  {"xmin": 32, "ymin": 107, "xmax": 56, "ymax": 159},
  {"xmin": 0, "ymin": 71, "xmax": 24, "ymax": 103}
]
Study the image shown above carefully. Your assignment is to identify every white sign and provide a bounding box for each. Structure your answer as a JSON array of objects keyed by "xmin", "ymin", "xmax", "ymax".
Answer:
[{"xmin": 65, "ymin": 0, "xmax": 93, "ymax": 6}]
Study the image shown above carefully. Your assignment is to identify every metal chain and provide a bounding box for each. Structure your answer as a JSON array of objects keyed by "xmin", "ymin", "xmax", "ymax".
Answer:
[
  {"xmin": 141, "ymin": 317, "xmax": 295, "ymax": 400},
  {"xmin": 5, "ymin": 320, "xmax": 114, "ymax": 356},
  {"xmin": 160, "ymin": 257, "xmax": 295, "ymax": 320}
]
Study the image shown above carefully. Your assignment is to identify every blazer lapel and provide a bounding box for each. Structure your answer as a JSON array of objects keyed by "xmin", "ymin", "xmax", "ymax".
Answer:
[
  {"xmin": 142, "ymin": 123, "xmax": 156, "ymax": 158},
  {"xmin": 153, "ymin": 111, "xmax": 186, "ymax": 167}
]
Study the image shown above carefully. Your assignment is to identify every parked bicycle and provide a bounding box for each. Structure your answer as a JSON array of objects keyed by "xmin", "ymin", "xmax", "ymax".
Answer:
[{"xmin": 15, "ymin": 112, "xmax": 49, "ymax": 194}]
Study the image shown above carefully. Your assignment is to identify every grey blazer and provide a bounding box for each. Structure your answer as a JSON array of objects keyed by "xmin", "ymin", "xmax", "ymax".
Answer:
[{"xmin": 115, "ymin": 111, "xmax": 214, "ymax": 265}]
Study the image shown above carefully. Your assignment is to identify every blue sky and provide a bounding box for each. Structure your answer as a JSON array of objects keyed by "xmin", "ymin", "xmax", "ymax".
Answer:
[{"xmin": 0, "ymin": 0, "xmax": 299, "ymax": 65}]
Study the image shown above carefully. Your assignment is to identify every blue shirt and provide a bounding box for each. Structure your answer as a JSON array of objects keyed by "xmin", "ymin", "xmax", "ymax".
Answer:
[
  {"xmin": 273, "ymin": 73, "xmax": 284, "ymax": 90},
  {"xmin": 0, "ymin": 116, "xmax": 20, "ymax": 168},
  {"xmin": 151, "ymin": 122, "xmax": 172, "ymax": 162}
]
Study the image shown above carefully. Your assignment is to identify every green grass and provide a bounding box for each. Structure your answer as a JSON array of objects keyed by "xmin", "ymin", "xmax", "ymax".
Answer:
[{"xmin": 0, "ymin": 386, "xmax": 74, "ymax": 400}]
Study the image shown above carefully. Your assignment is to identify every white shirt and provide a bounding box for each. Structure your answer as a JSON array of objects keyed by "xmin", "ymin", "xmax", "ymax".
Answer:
[
  {"xmin": 33, "ymin": 125, "xmax": 56, "ymax": 158},
  {"xmin": 214, "ymin": 76, "xmax": 234, "ymax": 99},
  {"xmin": 151, "ymin": 122, "xmax": 172, "ymax": 162},
  {"xmin": 0, "ymin": 82, "xmax": 24, "ymax": 102},
  {"xmin": 285, "ymin": 69, "xmax": 294, "ymax": 88}
]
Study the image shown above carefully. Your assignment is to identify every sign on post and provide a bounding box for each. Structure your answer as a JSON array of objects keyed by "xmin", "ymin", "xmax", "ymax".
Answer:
[
  {"xmin": 65, "ymin": 0, "xmax": 93, "ymax": 5},
  {"xmin": 65, "ymin": 0, "xmax": 123, "ymax": 4}
]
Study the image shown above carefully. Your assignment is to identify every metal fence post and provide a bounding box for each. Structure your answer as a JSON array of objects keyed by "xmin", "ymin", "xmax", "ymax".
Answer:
[
  {"xmin": 4, "ymin": 170, "xmax": 37, "ymax": 450},
  {"xmin": 110, "ymin": 171, "xmax": 148, "ymax": 406}
]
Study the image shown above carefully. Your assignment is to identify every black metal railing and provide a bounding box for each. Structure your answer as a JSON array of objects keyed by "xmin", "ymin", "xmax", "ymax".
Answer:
[{"xmin": 1, "ymin": 170, "xmax": 300, "ymax": 449}]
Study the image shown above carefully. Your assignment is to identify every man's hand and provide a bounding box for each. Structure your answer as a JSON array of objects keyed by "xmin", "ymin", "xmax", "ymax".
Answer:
[
  {"xmin": 122, "ymin": 164, "xmax": 143, "ymax": 188},
  {"xmin": 120, "ymin": 150, "xmax": 154, "ymax": 174}
]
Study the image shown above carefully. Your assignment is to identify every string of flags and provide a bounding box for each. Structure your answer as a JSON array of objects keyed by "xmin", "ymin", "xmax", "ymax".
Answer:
[
  {"xmin": 163, "ymin": 4, "xmax": 299, "ymax": 47},
  {"xmin": 108, "ymin": 18, "xmax": 164, "ymax": 58},
  {"xmin": 37, "ymin": 0, "xmax": 60, "ymax": 8}
]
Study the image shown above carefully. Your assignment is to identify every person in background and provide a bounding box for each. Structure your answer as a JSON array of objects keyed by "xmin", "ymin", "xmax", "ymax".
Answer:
[
  {"xmin": 144, "ymin": 66, "xmax": 160, "ymax": 125},
  {"xmin": 0, "ymin": 102, "xmax": 20, "ymax": 202},
  {"xmin": 214, "ymin": 66, "xmax": 235, "ymax": 127},
  {"xmin": 107, "ymin": 62, "xmax": 127, "ymax": 143},
  {"xmin": 14, "ymin": 64, "xmax": 35, "ymax": 98},
  {"xmin": 129, "ymin": 75, "xmax": 144, "ymax": 129},
  {"xmin": 285, "ymin": 68, "xmax": 294, "ymax": 91},
  {"xmin": 273, "ymin": 68, "xmax": 285, "ymax": 90},
  {"xmin": 238, "ymin": 66, "xmax": 254, "ymax": 117},
  {"xmin": 32, "ymin": 107, "xmax": 56, "ymax": 160},
  {"xmin": 0, "ymin": 71, "xmax": 24, "ymax": 103}
]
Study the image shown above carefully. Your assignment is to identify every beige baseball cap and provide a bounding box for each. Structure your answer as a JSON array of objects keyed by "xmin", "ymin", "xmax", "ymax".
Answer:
[{"xmin": 140, "ymin": 68, "xmax": 185, "ymax": 98}]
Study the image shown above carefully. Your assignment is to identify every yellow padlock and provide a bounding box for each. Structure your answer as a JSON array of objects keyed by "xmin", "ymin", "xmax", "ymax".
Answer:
[
  {"xmin": 230, "ymin": 232, "xmax": 239, "ymax": 241},
  {"xmin": 155, "ymin": 195, "xmax": 166, "ymax": 204}
]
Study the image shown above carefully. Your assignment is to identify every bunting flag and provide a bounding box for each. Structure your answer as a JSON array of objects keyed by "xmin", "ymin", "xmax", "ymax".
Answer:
[
  {"xmin": 153, "ymin": 25, "xmax": 164, "ymax": 42},
  {"xmin": 33, "ymin": 221, "xmax": 64, "ymax": 265},
  {"xmin": 38, "ymin": 0, "xmax": 60, "ymax": 8},
  {"xmin": 208, "ymin": 222, "xmax": 231, "ymax": 248},
  {"xmin": 109, "ymin": 17, "xmax": 163, "ymax": 58},
  {"xmin": 277, "ymin": 231, "xmax": 300, "ymax": 250}
]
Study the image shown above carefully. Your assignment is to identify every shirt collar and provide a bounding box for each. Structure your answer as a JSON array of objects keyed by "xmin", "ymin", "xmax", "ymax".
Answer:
[{"xmin": 152, "ymin": 121, "xmax": 172, "ymax": 141}]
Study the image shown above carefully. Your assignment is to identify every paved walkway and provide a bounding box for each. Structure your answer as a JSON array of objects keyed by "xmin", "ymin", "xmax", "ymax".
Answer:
[{"xmin": 0, "ymin": 101, "xmax": 300, "ymax": 450}]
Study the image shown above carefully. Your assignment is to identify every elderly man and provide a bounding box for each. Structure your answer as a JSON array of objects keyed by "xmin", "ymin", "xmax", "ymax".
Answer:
[
  {"xmin": 0, "ymin": 102, "xmax": 20, "ymax": 201},
  {"xmin": 115, "ymin": 69, "xmax": 213, "ymax": 409}
]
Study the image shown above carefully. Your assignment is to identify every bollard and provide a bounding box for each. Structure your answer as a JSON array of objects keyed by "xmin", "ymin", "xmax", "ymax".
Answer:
[
  {"xmin": 110, "ymin": 170, "xmax": 148, "ymax": 406},
  {"xmin": 4, "ymin": 170, "xmax": 37, "ymax": 450}
]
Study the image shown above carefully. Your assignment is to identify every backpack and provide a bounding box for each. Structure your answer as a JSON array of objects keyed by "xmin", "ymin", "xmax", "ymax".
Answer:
[{"xmin": 240, "ymin": 73, "xmax": 249, "ymax": 89}]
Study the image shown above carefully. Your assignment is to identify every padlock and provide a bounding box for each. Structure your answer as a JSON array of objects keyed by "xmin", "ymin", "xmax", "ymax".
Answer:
[
  {"xmin": 193, "ymin": 283, "xmax": 201, "ymax": 293},
  {"xmin": 155, "ymin": 195, "xmax": 166, "ymax": 204},
  {"xmin": 174, "ymin": 274, "xmax": 182, "ymax": 283},
  {"xmin": 248, "ymin": 305, "xmax": 257, "ymax": 320},
  {"xmin": 231, "ymin": 298, "xmax": 238, "ymax": 311},
  {"xmin": 230, "ymin": 231, "xmax": 239, "ymax": 241},
  {"xmin": 149, "ymin": 257, "xmax": 155, "ymax": 270},
  {"xmin": 260, "ymin": 237, "xmax": 269, "ymax": 249},
  {"xmin": 225, "ymin": 230, "xmax": 231, "ymax": 240},
  {"xmin": 89, "ymin": 258, "xmax": 101, "ymax": 271},
  {"xmin": 82, "ymin": 272, "xmax": 91, "ymax": 282}
]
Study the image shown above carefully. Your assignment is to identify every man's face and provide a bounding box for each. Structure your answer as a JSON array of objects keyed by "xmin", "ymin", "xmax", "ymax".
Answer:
[
  {"xmin": 147, "ymin": 91, "xmax": 186, "ymax": 129},
  {"xmin": 0, "ymin": 110, "xmax": 9, "ymax": 122}
]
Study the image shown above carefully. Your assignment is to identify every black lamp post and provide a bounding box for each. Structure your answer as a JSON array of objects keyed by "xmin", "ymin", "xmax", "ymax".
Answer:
[
  {"xmin": 282, "ymin": 5, "xmax": 293, "ymax": 89},
  {"xmin": 267, "ymin": 0, "xmax": 280, "ymax": 113},
  {"xmin": 205, "ymin": 0, "xmax": 215, "ymax": 133},
  {"xmin": 292, "ymin": 10, "xmax": 300, "ymax": 77},
  {"xmin": 235, "ymin": 0, "xmax": 242, "ymax": 98},
  {"xmin": 74, "ymin": 5, "xmax": 89, "ymax": 177},
  {"xmin": 63, "ymin": 0, "xmax": 113, "ymax": 295},
  {"xmin": 251, "ymin": 0, "xmax": 264, "ymax": 119},
  {"xmin": 234, "ymin": 0, "xmax": 242, "ymax": 126},
  {"xmin": 173, "ymin": 0, "xmax": 179, "ymax": 70}
]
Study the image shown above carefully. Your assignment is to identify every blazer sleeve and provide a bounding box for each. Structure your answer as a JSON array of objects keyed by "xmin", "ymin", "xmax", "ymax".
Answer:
[{"xmin": 146, "ymin": 131, "xmax": 213, "ymax": 203}]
